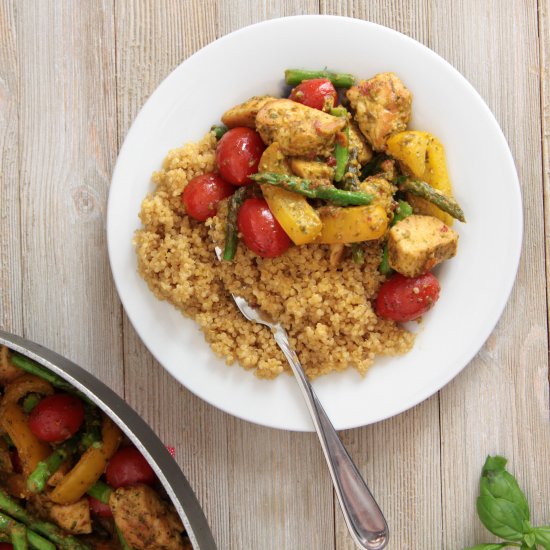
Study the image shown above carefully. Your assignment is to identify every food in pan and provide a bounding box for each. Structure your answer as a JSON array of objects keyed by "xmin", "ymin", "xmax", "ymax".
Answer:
[
  {"xmin": 135, "ymin": 69, "xmax": 464, "ymax": 379},
  {"xmin": 0, "ymin": 346, "xmax": 191, "ymax": 549}
]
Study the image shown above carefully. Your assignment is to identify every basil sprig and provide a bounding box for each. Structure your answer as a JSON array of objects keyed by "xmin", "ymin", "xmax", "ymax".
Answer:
[{"xmin": 464, "ymin": 456, "xmax": 550, "ymax": 550}]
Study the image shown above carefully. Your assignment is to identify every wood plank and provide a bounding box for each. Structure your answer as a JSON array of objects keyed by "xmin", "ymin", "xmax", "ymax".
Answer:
[
  {"xmin": 0, "ymin": 0, "xmax": 23, "ymax": 333},
  {"xmin": 319, "ymin": 3, "xmax": 442, "ymax": 548},
  {"xmin": 430, "ymin": 1, "xmax": 550, "ymax": 547},
  {"xmin": 15, "ymin": 0, "xmax": 123, "ymax": 391},
  {"xmin": 114, "ymin": 1, "xmax": 231, "ymax": 547}
]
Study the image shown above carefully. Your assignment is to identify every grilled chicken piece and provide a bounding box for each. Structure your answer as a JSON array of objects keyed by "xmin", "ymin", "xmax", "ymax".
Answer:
[
  {"xmin": 109, "ymin": 484, "xmax": 184, "ymax": 550},
  {"xmin": 256, "ymin": 99, "xmax": 346, "ymax": 157},
  {"xmin": 346, "ymin": 72, "xmax": 412, "ymax": 152},
  {"xmin": 388, "ymin": 215, "xmax": 458, "ymax": 277},
  {"xmin": 30, "ymin": 494, "xmax": 92, "ymax": 534},
  {"xmin": 289, "ymin": 158, "xmax": 334, "ymax": 180},
  {"xmin": 348, "ymin": 120, "xmax": 373, "ymax": 164},
  {"xmin": 221, "ymin": 95, "xmax": 277, "ymax": 128}
]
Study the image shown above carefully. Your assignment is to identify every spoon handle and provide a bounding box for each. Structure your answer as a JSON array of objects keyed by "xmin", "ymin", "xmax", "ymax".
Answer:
[{"xmin": 273, "ymin": 328, "xmax": 389, "ymax": 550}]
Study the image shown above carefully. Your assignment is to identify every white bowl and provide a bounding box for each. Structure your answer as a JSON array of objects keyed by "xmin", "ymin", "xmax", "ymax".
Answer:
[{"xmin": 107, "ymin": 16, "xmax": 522, "ymax": 432}]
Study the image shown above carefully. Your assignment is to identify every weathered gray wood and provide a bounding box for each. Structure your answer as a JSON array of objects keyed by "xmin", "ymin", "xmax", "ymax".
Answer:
[
  {"xmin": 0, "ymin": 0, "xmax": 22, "ymax": 333},
  {"xmin": 114, "ymin": 1, "xmax": 231, "ymax": 546},
  {"xmin": 15, "ymin": 0, "xmax": 124, "ymax": 392},
  {"xmin": 1, "ymin": 2, "xmax": 548, "ymax": 550},
  {"xmin": 430, "ymin": 1, "xmax": 550, "ymax": 548}
]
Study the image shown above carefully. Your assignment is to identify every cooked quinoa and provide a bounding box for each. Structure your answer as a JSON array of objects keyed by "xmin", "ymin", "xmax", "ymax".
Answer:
[{"xmin": 134, "ymin": 131, "xmax": 414, "ymax": 379}]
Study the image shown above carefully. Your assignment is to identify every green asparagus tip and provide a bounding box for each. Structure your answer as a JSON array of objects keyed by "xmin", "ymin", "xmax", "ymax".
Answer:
[{"xmin": 284, "ymin": 69, "xmax": 355, "ymax": 88}]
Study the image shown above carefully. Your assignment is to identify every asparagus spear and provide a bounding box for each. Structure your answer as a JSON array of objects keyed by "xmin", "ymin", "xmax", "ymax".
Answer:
[
  {"xmin": 80, "ymin": 403, "xmax": 102, "ymax": 450},
  {"xmin": 0, "ymin": 512, "xmax": 55, "ymax": 550},
  {"xmin": 397, "ymin": 178, "xmax": 466, "ymax": 222},
  {"xmin": 330, "ymin": 107, "xmax": 350, "ymax": 183},
  {"xmin": 210, "ymin": 124, "xmax": 228, "ymax": 140},
  {"xmin": 0, "ymin": 490, "xmax": 90, "ymax": 550},
  {"xmin": 10, "ymin": 522, "xmax": 27, "ymax": 550},
  {"xmin": 249, "ymin": 173, "xmax": 373, "ymax": 206},
  {"xmin": 22, "ymin": 394, "xmax": 41, "ymax": 414},
  {"xmin": 86, "ymin": 481, "xmax": 112, "ymax": 503},
  {"xmin": 392, "ymin": 200, "xmax": 413, "ymax": 225},
  {"xmin": 285, "ymin": 69, "xmax": 355, "ymax": 88},
  {"xmin": 0, "ymin": 513, "xmax": 27, "ymax": 550},
  {"xmin": 223, "ymin": 186, "xmax": 249, "ymax": 261},
  {"xmin": 9, "ymin": 354, "xmax": 91, "ymax": 404},
  {"xmin": 27, "ymin": 437, "xmax": 78, "ymax": 494},
  {"xmin": 336, "ymin": 147, "xmax": 366, "ymax": 264}
]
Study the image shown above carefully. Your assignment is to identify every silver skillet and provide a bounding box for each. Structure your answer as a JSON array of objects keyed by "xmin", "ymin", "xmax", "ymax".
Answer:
[{"xmin": 0, "ymin": 330, "xmax": 217, "ymax": 550}]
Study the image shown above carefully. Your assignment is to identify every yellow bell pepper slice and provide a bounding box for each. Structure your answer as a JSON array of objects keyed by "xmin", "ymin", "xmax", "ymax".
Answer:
[
  {"xmin": 0, "ymin": 401, "xmax": 50, "ymax": 476},
  {"xmin": 386, "ymin": 130, "xmax": 454, "ymax": 225},
  {"xmin": 314, "ymin": 205, "xmax": 388, "ymax": 244},
  {"xmin": 261, "ymin": 185, "xmax": 322, "ymax": 245},
  {"xmin": 258, "ymin": 142, "xmax": 322, "ymax": 245},
  {"xmin": 50, "ymin": 414, "xmax": 122, "ymax": 504},
  {"xmin": 2, "ymin": 374, "xmax": 53, "ymax": 405}
]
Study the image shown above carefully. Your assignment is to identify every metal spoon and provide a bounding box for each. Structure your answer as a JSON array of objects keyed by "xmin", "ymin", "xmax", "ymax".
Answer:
[{"xmin": 215, "ymin": 248, "xmax": 388, "ymax": 550}]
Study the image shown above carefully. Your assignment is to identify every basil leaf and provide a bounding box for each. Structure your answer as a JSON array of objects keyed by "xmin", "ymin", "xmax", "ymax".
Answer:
[
  {"xmin": 534, "ymin": 526, "xmax": 550, "ymax": 549},
  {"xmin": 522, "ymin": 532, "xmax": 535, "ymax": 547},
  {"xmin": 476, "ymin": 496, "xmax": 526, "ymax": 541},
  {"xmin": 463, "ymin": 544, "xmax": 513, "ymax": 550},
  {"xmin": 480, "ymin": 456, "xmax": 530, "ymax": 520}
]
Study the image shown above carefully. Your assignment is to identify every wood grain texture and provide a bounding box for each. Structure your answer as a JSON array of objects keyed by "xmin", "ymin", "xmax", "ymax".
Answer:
[
  {"xmin": 0, "ymin": 1, "xmax": 548, "ymax": 550},
  {"xmin": 14, "ymin": 0, "xmax": 124, "ymax": 392},
  {"xmin": 429, "ymin": 1, "xmax": 550, "ymax": 547},
  {"xmin": 114, "ymin": 1, "xmax": 232, "ymax": 546},
  {"xmin": 0, "ymin": 0, "xmax": 22, "ymax": 333}
]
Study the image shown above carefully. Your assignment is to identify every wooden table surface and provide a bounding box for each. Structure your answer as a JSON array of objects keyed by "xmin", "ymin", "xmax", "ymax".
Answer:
[{"xmin": 1, "ymin": 1, "xmax": 549, "ymax": 549}]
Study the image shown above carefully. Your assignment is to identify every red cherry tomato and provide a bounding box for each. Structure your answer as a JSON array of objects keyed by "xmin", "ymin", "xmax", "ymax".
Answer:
[
  {"xmin": 216, "ymin": 127, "xmax": 265, "ymax": 185},
  {"xmin": 289, "ymin": 78, "xmax": 338, "ymax": 111},
  {"xmin": 87, "ymin": 495, "xmax": 113, "ymax": 518},
  {"xmin": 375, "ymin": 272, "xmax": 441, "ymax": 322},
  {"xmin": 28, "ymin": 394, "xmax": 85, "ymax": 443},
  {"xmin": 182, "ymin": 173, "xmax": 234, "ymax": 221},
  {"xmin": 237, "ymin": 198, "xmax": 291, "ymax": 258},
  {"xmin": 105, "ymin": 446, "xmax": 157, "ymax": 489}
]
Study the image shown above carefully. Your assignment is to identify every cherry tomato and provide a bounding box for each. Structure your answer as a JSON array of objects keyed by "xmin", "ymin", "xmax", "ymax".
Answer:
[
  {"xmin": 87, "ymin": 495, "xmax": 113, "ymax": 518},
  {"xmin": 28, "ymin": 393, "xmax": 85, "ymax": 443},
  {"xmin": 375, "ymin": 272, "xmax": 441, "ymax": 322},
  {"xmin": 237, "ymin": 198, "xmax": 291, "ymax": 258},
  {"xmin": 289, "ymin": 78, "xmax": 338, "ymax": 111},
  {"xmin": 216, "ymin": 127, "xmax": 265, "ymax": 185},
  {"xmin": 105, "ymin": 446, "xmax": 157, "ymax": 489},
  {"xmin": 182, "ymin": 173, "xmax": 234, "ymax": 221}
]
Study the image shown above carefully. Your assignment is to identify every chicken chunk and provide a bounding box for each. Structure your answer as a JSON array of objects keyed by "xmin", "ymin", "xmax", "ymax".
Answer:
[
  {"xmin": 29, "ymin": 494, "xmax": 92, "ymax": 534},
  {"xmin": 109, "ymin": 484, "xmax": 184, "ymax": 550},
  {"xmin": 388, "ymin": 215, "xmax": 458, "ymax": 277},
  {"xmin": 221, "ymin": 95, "xmax": 277, "ymax": 128},
  {"xmin": 346, "ymin": 72, "xmax": 412, "ymax": 152},
  {"xmin": 256, "ymin": 99, "xmax": 346, "ymax": 157},
  {"xmin": 348, "ymin": 120, "xmax": 373, "ymax": 164},
  {"xmin": 290, "ymin": 158, "xmax": 334, "ymax": 180}
]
